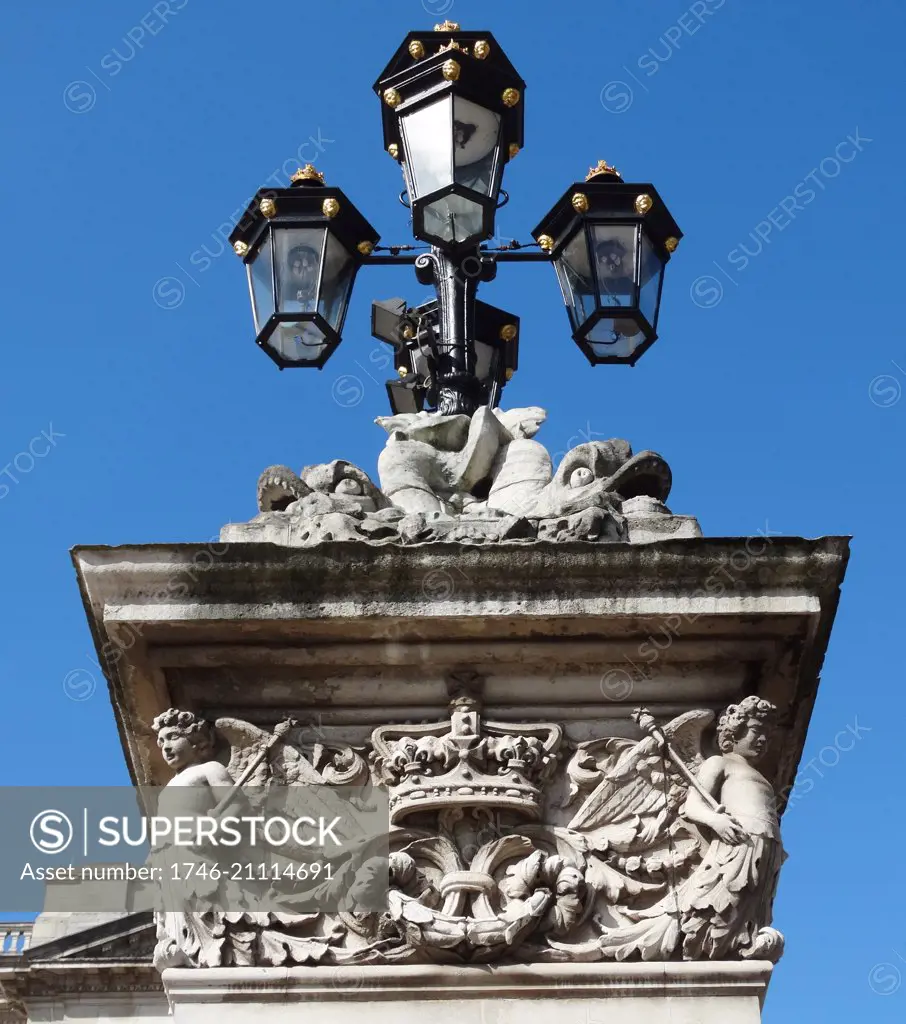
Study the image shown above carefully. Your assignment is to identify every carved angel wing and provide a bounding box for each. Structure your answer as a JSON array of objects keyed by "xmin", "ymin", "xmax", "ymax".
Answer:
[
  {"xmin": 214, "ymin": 717, "xmax": 272, "ymax": 785},
  {"xmin": 663, "ymin": 709, "xmax": 714, "ymax": 774},
  {"xmin": 213, "ymin": 718, "xmax": 331, "ymax": 787},
  {"xmin": 567, "ymin": 709, "xmax": 715, "ymax": 847},
  {"xmin": 567, "ymin": 734, "xmax": 668, "ymax": 840}
]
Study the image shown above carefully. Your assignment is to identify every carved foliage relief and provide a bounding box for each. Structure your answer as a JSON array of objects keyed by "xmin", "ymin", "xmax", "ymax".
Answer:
[{"xmin": 151, "ymin": 695, "xmax": 785, "ymax": 970}]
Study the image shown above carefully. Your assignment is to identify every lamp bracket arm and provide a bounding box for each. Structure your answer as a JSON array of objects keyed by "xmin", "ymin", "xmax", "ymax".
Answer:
[{"xmin": 488, "ymin": 250, "xmax": 554, "ymax": 264}]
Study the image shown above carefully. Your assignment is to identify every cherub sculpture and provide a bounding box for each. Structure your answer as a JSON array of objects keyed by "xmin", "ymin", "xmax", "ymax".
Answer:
[
  {"xmin": 154, "ymin": 707, "xmax": 235, "ymax": 790},
  {"xmin": 672, "ymin": 696, "xmax": 785, "ymax": 961},
  {"xmin": 150, "ymin": 709, "xmax": 366, "ymax": 969},
  {"xmin": 558, "ymin": 697, "xmax": 785, "ymax": 963}
]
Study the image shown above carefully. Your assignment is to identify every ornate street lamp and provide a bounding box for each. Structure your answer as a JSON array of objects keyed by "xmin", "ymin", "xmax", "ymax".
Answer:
[
  {"xmin": 229, "ymin": 166, "xmax": 379, "ymax": 370},
  {"xmin": 230, "ymin": 22, "xmax": 681, "ymax": 410},
  {"xmin": 533, "ymin": 160, "xmax": 682, "ymax": 366},
  {"xmin": 374, "ymin": 25, "xmax": 524, "ymax": 249}
]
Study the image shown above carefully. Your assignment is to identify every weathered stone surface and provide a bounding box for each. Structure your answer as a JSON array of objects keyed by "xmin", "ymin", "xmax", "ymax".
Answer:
[
  {"xmin": 162, "ymin": 962, "xmax": 773, "ymax": 1024},
  {"xmin": 141, "ymin": 694, "xmax": 784, "ymax": 969},
  {"xmin": 70, "ymin": 532, "xmax": 847, "ymax": 993},
  {"xmin": 224, "ymin": 407, "xmax": 697, "ymax": 547},
  {"xmin": 71, "ymin": 536, "xmax": 848, "ymax": 803}
]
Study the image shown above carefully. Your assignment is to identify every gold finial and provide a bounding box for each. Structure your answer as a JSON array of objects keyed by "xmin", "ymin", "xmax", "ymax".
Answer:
[
  {"xmin": 635, "ymin": 193, "xmax": 653, "ymax": 215},
  {"xmin": 398, "ymin": 366, "xmax": 409, "ymax": 377},
  {"xmin": 259, "ymin": 197, "xmax": 277, "ymax": 217},
  {"xmin": 505, "ymin": 368, "xmax": 515, "ymax": 381},
  {"xmin": 291, "ymin": 164, "xmax": 325, "ymax": 185},
  {"xmin": 322, "ymin": 198, "xmax": 340, "ymax": 219},
  {"xmin": 442, "ymin": 59, "xmax": 461, "ymax": 81},
  {"xmin": 499, "ymin": 324, "xmax": 518, "ymax": 342},
  {"xmin": 586, "ymin": 159, "xmax": 621, "ymax": 181},
  {"xmin": 509, "ymin": 143, "xmax": 520, "ymax": 159},
  {"xmin": 388, "ymin": 143, "xmax": 400, "ymax": 160},
  {"xmin": 383, "ymin": 88, "xmax": 402, "ymax": 108},
  {"xmin": 434, "ymin": 20, "xmax": 460, "ymax": 31},
  {"xmin": 357, "ymin": 241, "xmax": 375, "ymax": 256},
  {"xmin": 408, "ymin": 40, "xmax": 426, "ymax": 59},
  {"xmin": 536, "ymin": 234, "xmax": 554, "ymax": 252},
  {"xmin": 233, "ymin": 240, "xmax": 249, "ymax": 257},
  {"xmin": 502, "ymin": 88, "xmax": 521, "ymax": 107},
  {"xmin": 473, "ymin": 39, "xmax": 491, "ymax": 60},
  {"xmin": 571, "ymin": 192, "xmax": 590, "ymax": 213},
  {"xmin": 664, "ymin": 236, "xmax": 679, "ymax": 253}
]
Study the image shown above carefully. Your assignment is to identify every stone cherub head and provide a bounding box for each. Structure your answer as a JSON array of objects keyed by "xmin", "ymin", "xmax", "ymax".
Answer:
[
  {"xmin": 716, "ymin": 696, "xmax": 777, "ymax": 765},
  {"xmin": 152, "ymin": 708, "xmax": 216, "ymax": 773}
]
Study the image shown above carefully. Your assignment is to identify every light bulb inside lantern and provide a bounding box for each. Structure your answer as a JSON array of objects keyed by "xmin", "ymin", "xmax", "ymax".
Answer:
[
  {"xmin": 595, "ymin": 238, "xmax": 629, "ymax": 280},
  {"xmin": 452, "ymin": 97, "xmax": 501, "ymax": 194},
  {"xmin": 286, "ymin": 244, "xmax": 320, "ymax": 311}
]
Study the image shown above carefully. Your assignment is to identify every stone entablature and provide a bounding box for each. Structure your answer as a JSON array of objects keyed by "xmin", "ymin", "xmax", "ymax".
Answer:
[{"xmin": 71, "ymin": 532, "xmax": 847, "ymax": 990}]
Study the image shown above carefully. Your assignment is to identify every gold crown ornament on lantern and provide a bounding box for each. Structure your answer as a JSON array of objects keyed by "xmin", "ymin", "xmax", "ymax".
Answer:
[
  {"xmin": 290, "ymin": 164, "xmax": 325, "ymax": 186},
  {"xmin": 585, "ymin": 159, "xmax": 623, "ymax": 182}
]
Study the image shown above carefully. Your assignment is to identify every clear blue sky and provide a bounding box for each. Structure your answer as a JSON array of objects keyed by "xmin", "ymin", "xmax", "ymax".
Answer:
[{"xmin": 1, "ymin": 0, "xmax": 903, "ymax": 1018}]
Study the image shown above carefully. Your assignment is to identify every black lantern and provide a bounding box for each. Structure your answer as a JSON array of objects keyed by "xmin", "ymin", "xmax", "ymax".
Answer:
[
  {"xmin": 472, "ymin": 300, "xmax": 519, "ymax": 409},
  {"xmin": 533, "ymin": 160, "xmax": 682, "ymax": 366},
  {"xmin": 229, "ymin": 166, "xmax": 379, "ymax": 369},
  {"xmin": 372, "ymin": 296, "xmax": 519, "ymax": 414},
  {"xmin": 374, "ymin": 22, "xmax": 524, "ymax": 250}
]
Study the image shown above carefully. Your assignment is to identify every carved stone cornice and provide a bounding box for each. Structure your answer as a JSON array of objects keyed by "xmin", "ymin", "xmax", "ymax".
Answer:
[{"xmin": 73, "ymin": 535, "xmax": 848, "ymax": 806}]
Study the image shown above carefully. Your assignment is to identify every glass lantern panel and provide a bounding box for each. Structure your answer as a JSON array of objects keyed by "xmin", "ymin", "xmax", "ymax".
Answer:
[
  {"xmin": 270, "ymin": 322, "xmax": 330, "ymax": 365},
  {"xmin": 473, "ymin": 338, "xmax": 496, "ymax": 384},
  {"xmin": 318, "ymin": 233, "xmax": 356, "ymax": 330},
  {"xmin": 555, "ymin": 232, "xmax": 596, "ymax": 328},
  {"xmin": 586, "ymin": 317, "xmax": 645, "ymax": 361},
  {"xmin": 402, "ymin": 97, "xmax": 453, "ymax": 200},
  {"xmin": 275, "ymin": 228, "xmax": 326, "ymax": 314},
  {"xmin": 452, "ymin": 97, "xmax": 501, "ymax": 197},
  {"xmin": 639, "ymin": 231, "xmax": 666, "ymax": 328},
  {"xmin": 591, "ymin": 224, "xmax": 638, "ymax": 308},
  {"xmin": 247, "ymin": 234, "xmax": 274, "ymax": 333},
  {"xmin": 422, "ymin": 194, "xmax": 485, "ymax": 245}
]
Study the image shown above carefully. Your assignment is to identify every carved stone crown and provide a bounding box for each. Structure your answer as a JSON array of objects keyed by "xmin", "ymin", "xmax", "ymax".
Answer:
[{"xmin": 371, "ymin": 698, "xmax": 562, "ymax": 823}]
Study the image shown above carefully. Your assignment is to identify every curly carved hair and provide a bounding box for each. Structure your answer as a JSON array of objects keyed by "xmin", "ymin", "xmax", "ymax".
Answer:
[
  {"xmin": 717, "ymin": 696, "xmax": 777, "ymax": 753},
  {"xmin": 151, "ymin": 708, "xmax": 215, "ymax": 758}
]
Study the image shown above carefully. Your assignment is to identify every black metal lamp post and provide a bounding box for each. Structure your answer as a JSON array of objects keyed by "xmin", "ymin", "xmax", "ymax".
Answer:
[{"xmin": 230, "ymin": 21, "xmax": 681, "ymax": 411}]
